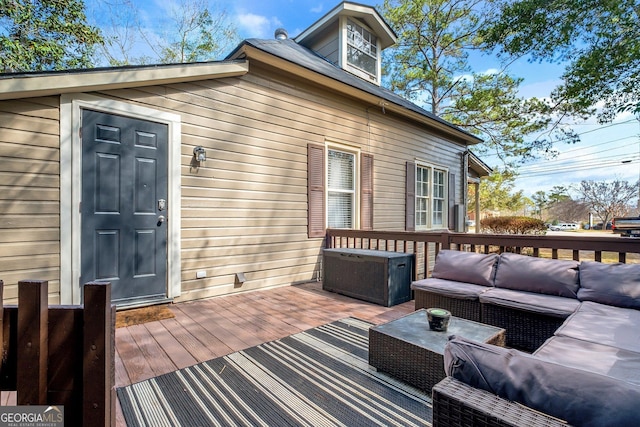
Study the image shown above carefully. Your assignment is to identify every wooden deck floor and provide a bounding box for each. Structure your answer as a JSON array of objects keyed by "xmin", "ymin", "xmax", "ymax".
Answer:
[{"xmin": 114, "ymin": 282, "xmax": 415, "ymax": 425}]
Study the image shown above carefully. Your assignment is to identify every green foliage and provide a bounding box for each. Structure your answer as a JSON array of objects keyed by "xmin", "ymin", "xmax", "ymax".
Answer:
[
  {"xmin": 482, "ymin": 0, "xmax": 640, "ymax": 122},
  {"xmin": 478, "ymin": 170, "xmax": 526, "ymax": 213},
  {"xmin": 480, "ymin": 216, "xmax": 547, "ymax": 235},
  {"xmin": 380, "ymin": 0, "xmax": 571, "ymax": 167},
  {"xmin": 0, "ymin": 0, "xmax": 103, "ymax": 72},
  {"xmin": 531, "ymin": 190, "xmax": 548, "ymax": 218},
  {"xmin": 531, "ymin": 186, "xmax": 573, "ymax": 219},
  {"xmin": 443, "ymin": 72, "xmax": 563, "ymax": 164},
  {"xmin": 547, "ymin": 186, "xmax": 571, "ymax": 204},
  {"xmin": 381, "ymin": 0, "xmax": 485, "ymax": 113}
]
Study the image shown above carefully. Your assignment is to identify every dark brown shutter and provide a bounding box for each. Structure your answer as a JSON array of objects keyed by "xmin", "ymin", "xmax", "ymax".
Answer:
[
  {"xmin": 406, "ymin": 161, "xmax": 415, "ymax": 231},
  {"xmin": 360, "ymin": 153, "xmax": 374, "ymax": 230},
  {"xmin": 448, "ymin": 173, "xmax": 456, "ymax": 230},
  {"xmin": 307, "ymin": 143, "xmax": 325, "ymax": 238}
]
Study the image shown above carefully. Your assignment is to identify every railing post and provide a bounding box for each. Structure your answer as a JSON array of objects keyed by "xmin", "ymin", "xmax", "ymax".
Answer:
[
  {"xmin": 17, "ymin": 280, "xmax": 48, "ymax": 405},
  {"xmin": 82, "ymin": 281, "xmax": 114, "ymax": 427}
]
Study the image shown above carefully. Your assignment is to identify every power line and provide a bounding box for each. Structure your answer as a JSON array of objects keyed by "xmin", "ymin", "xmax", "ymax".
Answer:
[
  {"xmin": 518, "ymin": 154, "xmax": 640, "ymax": 173},
  {"xmin": 478, "ymin": 119, "xmax": 638, "ymax": 160},
  {"xmin": 533, "ymin": 135, "xmax": 636, "ymax": 157},
  {"xmin": 515, "ymin": 157, "xmax": 640, "ymax": 178},
  {"xmin": 517, "ymin": 139, "xmax": 639, "ymax": 170}
]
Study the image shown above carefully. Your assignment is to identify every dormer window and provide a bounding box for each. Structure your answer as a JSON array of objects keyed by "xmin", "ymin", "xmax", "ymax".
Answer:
[
  {"xmin": 346, "ymin": 19, "xmax": 378, "ymax": 79},
  {"xmin": 294, "ymin": 2, "xmax": 396, "ymax": 87}
]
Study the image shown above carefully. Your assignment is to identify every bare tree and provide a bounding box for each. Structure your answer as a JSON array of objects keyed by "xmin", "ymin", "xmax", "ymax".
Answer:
[
  {"xmin": 577, "ymin": 179, "xmax": 640, "ymax": 225},
  {"xmin": 548, "ymin": 199, "xmax": 590, "ymax": 223},
  {"xmin": 90, "ymin": 0, "xmax": 153, "ymax": 66},
  {"xmin": 90, "ymin": 0, "xmax": 239, "ymax": 66},
  {"xmin": 152, "ymin": 0, "xmax": 240, "ymax": 63}
]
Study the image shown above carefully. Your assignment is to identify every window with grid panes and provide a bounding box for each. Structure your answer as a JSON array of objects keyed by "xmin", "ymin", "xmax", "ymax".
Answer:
[
  {"xmin": 416, "ymin": 164, "xmax": 447, "ymax": 229},
  {"xmin": 433, "ymin": 169, "xmax": 445, "ymax": 227},
  {"xmin": 346, "ymin": 19, "xmax": 377, "ymax": 78},
  {"xmin": 327, "ymin": 149, "xmax": 355, "ymax": 228},
  {"xmin": 416, "ymin": 165, "xmax": 430, "ymax": 229}
]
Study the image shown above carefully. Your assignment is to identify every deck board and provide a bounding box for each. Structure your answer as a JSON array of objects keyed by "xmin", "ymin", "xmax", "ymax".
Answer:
[
  {"xmin": 158, "ymin": 315, "xmax": 229, "ymax": 362},
  {"xmin": 143, "ymin": 320, "xmax": 198, "ymax": 370},
  {"xmin": 115, "ymin": 326, "xmax": 157, "ymax": 385},
  {"xmin": 114, "ymin": 282, "xmax": 415, "ymax": 426}
]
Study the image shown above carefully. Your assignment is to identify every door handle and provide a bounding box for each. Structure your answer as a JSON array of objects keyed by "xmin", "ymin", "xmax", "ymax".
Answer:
[{"xmin": 157, "ymin": 215, "xmax": 166, "ymax": 225}]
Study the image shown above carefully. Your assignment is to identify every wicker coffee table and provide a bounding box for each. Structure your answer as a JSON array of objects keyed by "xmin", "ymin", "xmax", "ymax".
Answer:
[{"xmin": 369, "ymin": 309, "xmax": 505, "ymax": 392}]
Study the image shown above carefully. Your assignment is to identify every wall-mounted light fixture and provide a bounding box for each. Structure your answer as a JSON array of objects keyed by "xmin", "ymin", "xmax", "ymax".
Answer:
[{"xmin": 193, "ymin": 146, "xmax": 206, "ymax": 162}]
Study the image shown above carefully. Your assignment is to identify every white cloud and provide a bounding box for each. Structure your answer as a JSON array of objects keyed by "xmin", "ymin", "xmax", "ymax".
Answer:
[
  {"xmin": 236, "ymin": 13, "xmax": 283, "ymax": 38},
  {"xmin": 480, "ymin": 68, "xmax": 500, "ymax": 75},
  {"xmin": 310, "ymin": 4, "xmax": 324, "ymax": 13},
  {"xmin": 453, "ymin": 68, "xmax": 501, "ymax": 84},
  {"xmin": 237, "ymin": 13, "xmax": 270, "ymax": 38}
]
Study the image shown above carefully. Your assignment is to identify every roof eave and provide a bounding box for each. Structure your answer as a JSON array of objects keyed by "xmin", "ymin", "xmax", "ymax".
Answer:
[
  {"xmin": 468, "ymin": 151, "xmax": 492, "ymax": 176},
  {"xmin": 0, "ymin": 61, "xmax": 249, "ymax": 101}
]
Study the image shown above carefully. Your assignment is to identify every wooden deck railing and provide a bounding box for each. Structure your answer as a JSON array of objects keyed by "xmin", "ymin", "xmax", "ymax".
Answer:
[
  {"xmin": 0, "ymin": 280, "xmax": 115, "ymax": 427},
  {"xmin": 326, "ymin": 229, "xmax": 640, "ymax": 280}
]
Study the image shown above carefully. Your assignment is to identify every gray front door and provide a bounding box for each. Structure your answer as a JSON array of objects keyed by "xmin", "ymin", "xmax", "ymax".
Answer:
[{"xmin": 81, "ymin": 109, "xmax": 168, "ymax": 304}]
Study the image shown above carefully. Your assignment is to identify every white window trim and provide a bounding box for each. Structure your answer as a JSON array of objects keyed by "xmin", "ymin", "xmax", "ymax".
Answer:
[
  {"xmin": 415, "ymin": 162, "xmax": 448, "ymax": 230},
  {"xmin": 339, "ymin": 16, "xmax": 381, "ymax": 85},
  {"xmin": 326, "ymin": 142, "xmax": 360, "ymax": 229},
  {"xmin": 60, "ymin": 94, "xmax": 182, "ymax": 305}
]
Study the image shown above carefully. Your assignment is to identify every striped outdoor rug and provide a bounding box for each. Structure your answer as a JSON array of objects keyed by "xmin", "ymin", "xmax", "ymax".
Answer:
[{"xmin": 117, "ymin": 317, "xmax": 432, "ymax": 426}]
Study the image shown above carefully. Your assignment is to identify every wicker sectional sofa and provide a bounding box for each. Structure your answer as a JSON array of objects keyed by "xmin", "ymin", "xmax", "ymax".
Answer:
[{"xmin": 411, "ymin": 250, "xmax": 640, "ymax": 426}]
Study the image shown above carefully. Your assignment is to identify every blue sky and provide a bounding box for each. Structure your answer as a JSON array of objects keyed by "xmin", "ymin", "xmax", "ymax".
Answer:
[{"xmin": 113, "ymin": 0, "xmax": 640, "ymax": 202}]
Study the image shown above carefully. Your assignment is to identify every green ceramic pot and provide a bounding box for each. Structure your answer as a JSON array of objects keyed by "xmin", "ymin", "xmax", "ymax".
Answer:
[{"xmin": 426, "ymin": 308, "xmax": 451, "ymax": 332}]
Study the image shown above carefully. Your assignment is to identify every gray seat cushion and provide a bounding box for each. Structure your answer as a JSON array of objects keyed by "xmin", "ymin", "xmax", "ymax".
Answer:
[
  {"xmin": 411, "ymin": 278, "xmax": 490, "ymax": 300},
  {"xmin": 534, "ymin": 335, "xmax": 640, "ymax": 386},
  {"xmin": 578, "ymin": 261, "xmax": 640, "ymax": 309},
  {"xmin": 431, "ymin": 250, "xmax": 498, "ymax": 287},
  {"xmin": 444, "ymin": 335, "xmax": 640, "ymax": 427},
  {"xmin": 494, "ymin": 252, "xmax": 579, "ymax": 298},
  {"xmin": 555, "ymin": 301, "xmax": 640, "ymax": 352},
  {"xmin": 479, "ymin": 287, "xmax": 580, "ymax": 317}
]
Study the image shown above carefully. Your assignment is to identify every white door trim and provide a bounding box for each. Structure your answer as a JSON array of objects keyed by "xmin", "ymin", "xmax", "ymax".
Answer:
[{"xmin": 60, "ymin": 94, "xmax": 182, "ymax": 305}]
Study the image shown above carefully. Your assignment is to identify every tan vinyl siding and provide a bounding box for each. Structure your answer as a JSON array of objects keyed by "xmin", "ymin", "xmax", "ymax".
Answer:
[
  {"xmin": 0, "ymin": 97, "xmax": 60, "ymax": 304},
  {"xmin": 93, "ymin": 61, "xmax": 466, "ymax": 302},
  {"xmin": 0, "ymin": 60, "xmax": 467, "ymax": 305},
  {"xmin": 98, "ymin": 76, "xmax": 318, "ymax": 301}
]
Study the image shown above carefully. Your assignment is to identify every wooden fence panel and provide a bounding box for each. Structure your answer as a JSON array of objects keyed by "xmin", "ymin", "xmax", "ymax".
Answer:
[
  {"xmin": 0, "ymin": 280, "xmax": 114, "ymax": 426},
  {"xmin": 48, "ymin": 307, "xmax": 83, "ymax": 426},
  {"xmin": 83, "ymin": 282, "xmax": 115, "ymax": 427},
  {"xmin": 17, "ymin": 280, "xmax": 48, "ymax": 405}
]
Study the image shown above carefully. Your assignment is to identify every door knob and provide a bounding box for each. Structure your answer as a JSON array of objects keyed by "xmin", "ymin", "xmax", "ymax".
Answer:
[{"xmin": 157, "ymin": 215, "xmax": 166, "ymax": 225}]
